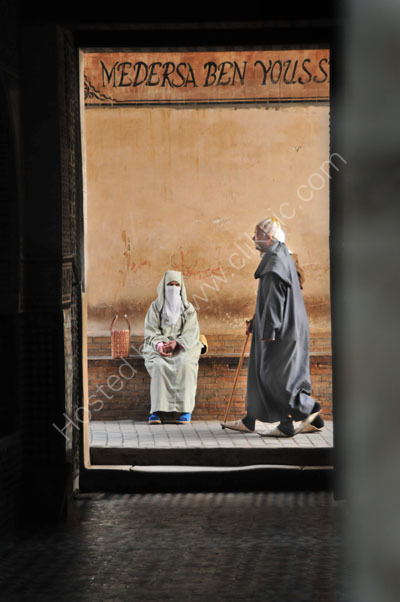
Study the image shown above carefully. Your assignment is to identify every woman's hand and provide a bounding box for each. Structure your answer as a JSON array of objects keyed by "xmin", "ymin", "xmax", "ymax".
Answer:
[
  {"xmin": 156, "ymin": 341, "xmax": 177, "ymax": 356},
  {"xmin": 156, "ymin": 342, "xmax": 172, "ymax": 356},
  {"xmin": 163, "ymin": 340, "xmax": 177, "ymax": 353}
]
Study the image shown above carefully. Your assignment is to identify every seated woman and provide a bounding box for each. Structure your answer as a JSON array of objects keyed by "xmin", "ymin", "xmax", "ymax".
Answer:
[{"xmin": 142, "ymin": 270, "xmax": 202, "ymax": 425}]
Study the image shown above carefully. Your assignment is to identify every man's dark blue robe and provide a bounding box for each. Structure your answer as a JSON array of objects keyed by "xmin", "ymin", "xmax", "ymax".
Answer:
[{"xmin": 246, "ymin": 241, "xmax": 315, "ymax": 422}]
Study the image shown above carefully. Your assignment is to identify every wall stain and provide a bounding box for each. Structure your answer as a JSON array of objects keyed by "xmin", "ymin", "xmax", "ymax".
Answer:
[
  {"xmin": 212, "ymin": 216, "xmax": 230, "ymax": 226},
  {"xmin": 119, "ymin": 230, "xmax": 131, "ymax": 288},
  {"xmin": 131, "ymin": 260, "xmax": 147, "ymax": 272},
  {"xmin": 170, "ymin": 247, "xmax": 228, "ymax": 278},
  {"xmin": 119, "ymin": 230, "xmax": 147, "ymax": 288}
]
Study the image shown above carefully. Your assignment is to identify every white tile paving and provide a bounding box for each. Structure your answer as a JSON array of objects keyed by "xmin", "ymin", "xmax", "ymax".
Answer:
[{"xmin": 89, "ymin": 420, "xmax": 334, "ymax": 449}]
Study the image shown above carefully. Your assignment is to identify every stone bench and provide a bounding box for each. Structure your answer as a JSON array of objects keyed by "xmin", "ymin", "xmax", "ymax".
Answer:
[{"xmin": 87, "ymin": 351, "xmax": 332, "ymax": 422}]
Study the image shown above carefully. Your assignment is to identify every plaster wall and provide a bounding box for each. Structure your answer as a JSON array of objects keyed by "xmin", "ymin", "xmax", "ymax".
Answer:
[{"xmin": 84, "ymin": 104, "xmax": 331, "ymax": 336}]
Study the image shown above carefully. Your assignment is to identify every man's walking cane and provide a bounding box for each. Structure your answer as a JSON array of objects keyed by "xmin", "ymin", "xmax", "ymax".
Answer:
[{"xmin": 222, "ymin": 332, "xmax": 250, "ymax": 425}]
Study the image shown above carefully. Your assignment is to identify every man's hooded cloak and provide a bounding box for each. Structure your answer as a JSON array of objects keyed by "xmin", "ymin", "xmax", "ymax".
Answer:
[{"xmin": 246, "ymin": 241, "xmax": 316, "ymax": 422}]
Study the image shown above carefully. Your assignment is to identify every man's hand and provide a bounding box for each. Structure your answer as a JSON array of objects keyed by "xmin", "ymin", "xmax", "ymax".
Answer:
[{"xmin": 245, "ymin": 319, "xmax": 253, "ymax": 336}]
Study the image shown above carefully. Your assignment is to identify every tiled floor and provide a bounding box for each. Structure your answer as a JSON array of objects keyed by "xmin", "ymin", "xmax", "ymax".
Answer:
[
  {"xmin": 90, "ymin": 420, "xmax": 333, "ymax": 449},
  {"xmin": 0, "ymin": 492, "xmax": 348, "ymax": 601}
]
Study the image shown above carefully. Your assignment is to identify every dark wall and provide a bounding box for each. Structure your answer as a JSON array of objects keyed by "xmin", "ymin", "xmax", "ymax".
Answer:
[
  {"xmin": 0, "ymin": 0, "xmax": 23, "ymax": 535},
  {"xmin": 0, "ymin": 7, "xmax": 84, "ymax": 532},
  {"xmin": 19, "ymin": 23, "xmax": 83, "ymax": 525}
]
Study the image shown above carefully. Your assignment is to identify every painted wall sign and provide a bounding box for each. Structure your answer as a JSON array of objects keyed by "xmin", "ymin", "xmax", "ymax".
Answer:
[{"xmin": 84, "ymin": 49, "xmax": 329, "ymax": 105}]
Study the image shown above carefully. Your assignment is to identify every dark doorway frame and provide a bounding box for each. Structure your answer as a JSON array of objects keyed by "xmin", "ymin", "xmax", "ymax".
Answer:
[{"xmin": 52, "ymin": 16, "xmax": 341, "ymax": 495}]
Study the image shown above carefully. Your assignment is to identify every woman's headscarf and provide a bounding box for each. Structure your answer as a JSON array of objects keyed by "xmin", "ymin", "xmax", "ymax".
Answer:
[{"xmin": 155, "ymin": 270, "xmax": 189, "ymax": 325}]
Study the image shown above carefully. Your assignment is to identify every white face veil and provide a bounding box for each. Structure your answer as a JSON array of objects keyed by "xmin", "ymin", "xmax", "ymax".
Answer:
[
  {"xmin": 155, "ymin": 270, "xmax": 188, "ymax": 325},
  {"xmin": 163, "ymin": 284, "xmax": 183, "ymax": 325}
]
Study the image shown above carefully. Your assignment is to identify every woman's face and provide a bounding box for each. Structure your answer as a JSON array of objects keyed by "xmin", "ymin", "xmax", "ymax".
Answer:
[{"xmin": 167, "ymin": 280, "xmax": 180, "ymax": 287}]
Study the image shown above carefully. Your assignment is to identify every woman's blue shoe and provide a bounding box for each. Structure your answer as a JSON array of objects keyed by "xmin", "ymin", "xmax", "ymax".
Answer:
[
  {"xmin": 148, "ymin": 412, "xmax": 162, "ymax": 424},
  {"xmin": 176, "ymin": 412, "xmax": 191, "ymax": 424}
]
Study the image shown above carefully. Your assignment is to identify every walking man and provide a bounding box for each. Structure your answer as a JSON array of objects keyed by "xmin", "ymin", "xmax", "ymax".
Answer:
[{"xmin": 221, "ymin": 217, "xmax": 324, "ymax": 437}]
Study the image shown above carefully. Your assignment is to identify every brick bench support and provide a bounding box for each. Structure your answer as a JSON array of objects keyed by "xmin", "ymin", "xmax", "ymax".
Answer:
[{"xmin": 87, "ymin": 352, "xmax": 332, "ymax": 422}]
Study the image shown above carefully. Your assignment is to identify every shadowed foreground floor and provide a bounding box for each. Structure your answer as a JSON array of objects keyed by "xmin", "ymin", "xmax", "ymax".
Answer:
[{"xmin": 0, "ymin": 492, "xmax": 348, "ymax": 601}]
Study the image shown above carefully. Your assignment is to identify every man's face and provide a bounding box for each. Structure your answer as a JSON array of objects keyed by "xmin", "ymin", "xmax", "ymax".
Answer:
[
  {"xmin": 252, "ymin": 226, "xmax": 273, "ymax": 254},
  {"xmin": 167, "ymin": 281, "xmax": 180, "ymax": 287}
]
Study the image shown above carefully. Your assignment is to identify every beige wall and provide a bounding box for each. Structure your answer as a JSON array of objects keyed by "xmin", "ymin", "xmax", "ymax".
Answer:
[{"xmin": 84, "ymin": 104, "xmax": 330, "ymax": 336}]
